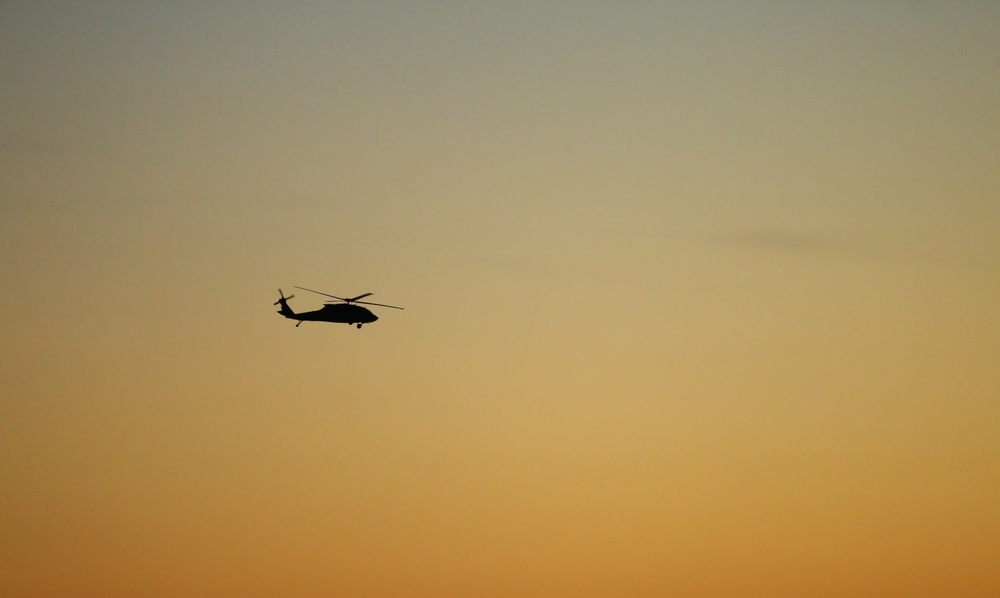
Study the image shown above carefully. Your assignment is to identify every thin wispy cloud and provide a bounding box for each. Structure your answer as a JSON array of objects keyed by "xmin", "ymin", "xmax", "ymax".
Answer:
[
  {"xmin": 724, "ymin": 227, "xmax": 843, "ymax": 253},
  {"xmin": 723, "ymin": 225, "xmax": 998, "ymax": 268}
]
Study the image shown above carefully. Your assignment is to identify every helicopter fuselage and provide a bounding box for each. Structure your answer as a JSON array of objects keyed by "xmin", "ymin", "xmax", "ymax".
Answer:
[
  {"xmin": 283, "ymin": 303, "xmax": 377, "ymax": 326},
  {"xmin": 275, "ymin": 287, "xmax": 401, "ymax": 329}
]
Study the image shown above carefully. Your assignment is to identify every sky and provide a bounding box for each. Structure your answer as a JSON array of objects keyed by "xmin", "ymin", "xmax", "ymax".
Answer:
[{"xmin": 1, "ymin": 1, "xmax": 998, "ymax": 596}]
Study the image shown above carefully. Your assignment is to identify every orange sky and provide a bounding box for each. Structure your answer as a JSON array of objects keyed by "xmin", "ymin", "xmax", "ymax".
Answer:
[{"xmin": 2, "ymin": 2, "xmax": 999, "ymax": 596}]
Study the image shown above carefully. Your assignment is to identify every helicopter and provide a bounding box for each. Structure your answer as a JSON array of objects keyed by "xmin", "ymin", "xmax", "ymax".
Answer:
[{"xmin": 275, "ymin": 286, "xmax": 403, "ymax": 328}]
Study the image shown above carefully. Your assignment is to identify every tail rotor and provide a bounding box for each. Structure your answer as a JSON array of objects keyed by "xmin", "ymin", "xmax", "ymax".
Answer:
[
  {"xmin": 274, "ymin": 289, "xmax": 297, "ymax": 319},
  {"xmin": 274, "ymin": 289, "xmax": 295, "ymax": 305}
]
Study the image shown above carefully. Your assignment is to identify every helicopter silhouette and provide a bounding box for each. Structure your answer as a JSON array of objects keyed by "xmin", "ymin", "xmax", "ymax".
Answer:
[{"xmin": 275, "ymin": 286, "xmax": 403, "ymax": 328}]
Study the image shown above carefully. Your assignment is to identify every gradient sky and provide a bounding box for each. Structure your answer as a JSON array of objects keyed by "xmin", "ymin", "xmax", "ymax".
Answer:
[{"xmin": 2, "ymin": 2, "xmax": 999, "ymax": 596}]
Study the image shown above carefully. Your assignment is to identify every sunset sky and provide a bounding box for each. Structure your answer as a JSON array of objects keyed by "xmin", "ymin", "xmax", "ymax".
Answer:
[{"xmin": 2, "ymin": 2, "xmax": 998, "ymax": 596}]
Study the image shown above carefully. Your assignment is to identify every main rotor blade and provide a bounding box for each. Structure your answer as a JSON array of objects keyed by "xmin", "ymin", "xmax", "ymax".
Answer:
[
  {"xmin": 295, "ymin": 286, "xmax": 402, "ymax": 309},
  {"xmin": 294, "ymin": 286, "xmax": 348, "ymax": 302},
  {"xmin": 355, "ymin": 300, "xmax": 404, "ymax": 310}
]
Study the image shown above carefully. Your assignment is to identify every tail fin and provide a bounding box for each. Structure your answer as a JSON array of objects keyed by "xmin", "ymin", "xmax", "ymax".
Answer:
[{"xmin": 274, "ymin": 289, "xmax": 295, "ymax": 317}]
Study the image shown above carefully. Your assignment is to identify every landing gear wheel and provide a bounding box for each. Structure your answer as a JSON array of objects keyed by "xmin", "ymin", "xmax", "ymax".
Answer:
[{"xmin": 357, "ymin": 323, "xmax": 363, "ymax": 329}]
